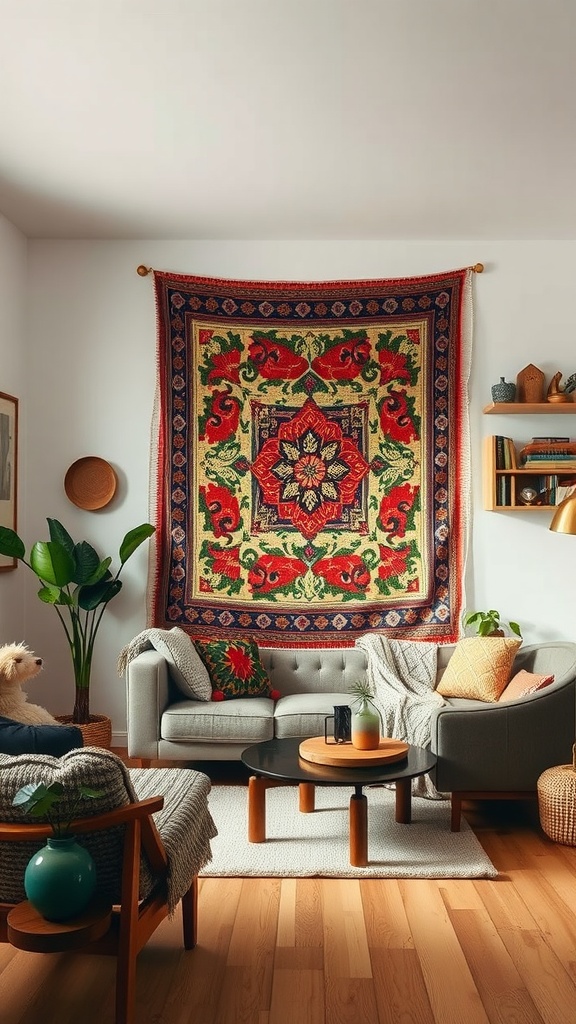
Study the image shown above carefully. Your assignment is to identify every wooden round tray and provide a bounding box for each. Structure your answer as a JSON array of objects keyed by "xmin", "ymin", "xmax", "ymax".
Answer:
[{"xmin": 299, "ymin": 736, "xmax": 409, "ymax": 768}]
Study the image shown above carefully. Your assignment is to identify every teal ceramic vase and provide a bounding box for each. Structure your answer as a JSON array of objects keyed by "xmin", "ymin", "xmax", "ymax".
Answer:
[
  {"xmin": 351, "ymin": 698, "xmax": 381, "ymax": 750},
  {"xmin": 24, "ymin": 835, "xmax": 96, "ymax": 922},
  {"xmin": 491, "ymin": 377, "xmax": 516, "ymax": 402}
]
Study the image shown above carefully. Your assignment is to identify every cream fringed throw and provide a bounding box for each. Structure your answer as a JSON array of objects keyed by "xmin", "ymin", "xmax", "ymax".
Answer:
[{"xmin": 355, "ymin": 635, "xmax": 447, "ymax": 799}]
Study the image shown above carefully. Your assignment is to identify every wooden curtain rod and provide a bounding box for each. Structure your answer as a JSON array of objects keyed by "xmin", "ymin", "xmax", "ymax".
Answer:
[{"xmin": 137, "ymin": 262, "xmax": 485, "ymax": 277}]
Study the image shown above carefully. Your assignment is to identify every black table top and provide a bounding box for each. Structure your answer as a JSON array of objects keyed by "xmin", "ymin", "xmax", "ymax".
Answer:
[{"xmin": 241, "ymin": 736, "xmax": 436, "ymax": 786}]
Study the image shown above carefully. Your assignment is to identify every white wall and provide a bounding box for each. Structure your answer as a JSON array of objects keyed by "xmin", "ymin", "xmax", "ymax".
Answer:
[
  {"xmin": 18, "ymin": 239, "xmax": 576, "ymax": 740},
  {"xmin": 0, "ymin": 214, "xmax": 27, "ymax": 641}
]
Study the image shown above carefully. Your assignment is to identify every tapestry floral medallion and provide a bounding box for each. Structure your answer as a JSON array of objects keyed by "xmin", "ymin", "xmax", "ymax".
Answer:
[{"xmin": 150, "ymin": 270, "xmax": 471, "ymax": 646}]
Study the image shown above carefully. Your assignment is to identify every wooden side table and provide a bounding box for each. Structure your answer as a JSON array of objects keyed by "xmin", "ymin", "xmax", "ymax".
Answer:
[{"xmin": 7, "ymin": 896, "xmax": 112, "ymax": 953}]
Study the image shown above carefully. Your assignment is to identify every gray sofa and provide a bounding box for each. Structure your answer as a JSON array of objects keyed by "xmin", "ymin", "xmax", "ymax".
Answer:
[{"xmin": 125, "ymin": 640, "xmax": 576, "ymax": 828}]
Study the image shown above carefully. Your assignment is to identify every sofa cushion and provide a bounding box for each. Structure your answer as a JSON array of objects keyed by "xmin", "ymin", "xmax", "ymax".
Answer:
[
  {"xmin": 436, "ymin": 636, "xmax": 522, "ymax": 702},
  {"xmin": 498, "ymin": 669, "xmax": 554, "ymax": 702},
  {"xmin": 273, "ymin": 692, "xmax": 354, "ymax": 740},
  {"xmin": 150, "ymin": 627, "xmax": 212, "ymax": 701},
  {"xmin": 161, "ymin": 697, "xmax": 274, "ymax": 744},
  {"xmin": 195, "ymin": 638, "xmax": 274, "ymax": 700}
]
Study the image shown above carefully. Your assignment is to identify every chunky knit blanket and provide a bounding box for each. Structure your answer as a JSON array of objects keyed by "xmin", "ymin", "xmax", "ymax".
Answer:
[
  {"xmin": 0, "ymin": 748, "xmax": 216, "ymax": 914},
  {"xmin": 355, "ymin": 635, "xmax": 447, "ymax": 799}
]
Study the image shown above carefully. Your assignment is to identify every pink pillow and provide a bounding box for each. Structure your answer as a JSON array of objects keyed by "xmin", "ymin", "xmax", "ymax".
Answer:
[{"xmin": 497, "ymin": 669, "xmax": 554, "ymax": 702}]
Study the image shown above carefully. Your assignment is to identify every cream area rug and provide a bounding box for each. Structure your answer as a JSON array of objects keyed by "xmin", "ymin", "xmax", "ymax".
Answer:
[{"xmin": 201, "ymin": 784, "xmax": 497, "ymax": 879}]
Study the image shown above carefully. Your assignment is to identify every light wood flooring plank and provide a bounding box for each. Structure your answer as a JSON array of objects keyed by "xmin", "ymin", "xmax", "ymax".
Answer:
[
  {"xmin": 400, "ymin": 880, "xmax": 491, "ymax": 1024},
  {"xmin": 371, "ymin": 947, "xmax": 435, "ymax": 1024},
  {"xmin": 447, "ymin": 907, "xmax": 544, "ymax": 1024}
]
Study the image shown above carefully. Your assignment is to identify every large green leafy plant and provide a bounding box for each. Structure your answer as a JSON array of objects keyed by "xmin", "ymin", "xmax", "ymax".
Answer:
[{"xmin": 0, "ymin": 519, "xmax": 155, "ymax": 724}]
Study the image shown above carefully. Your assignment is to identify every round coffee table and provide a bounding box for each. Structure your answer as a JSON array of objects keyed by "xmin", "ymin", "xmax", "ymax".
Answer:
[{"xmin": 241, "ymin": 736, "xmax": 436, "ymax": 867}]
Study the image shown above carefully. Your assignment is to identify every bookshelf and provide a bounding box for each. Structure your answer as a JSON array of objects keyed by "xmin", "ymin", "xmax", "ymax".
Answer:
[{"xmin": 483, "ymin": 434, "xmax": 576, "ymax": 510}]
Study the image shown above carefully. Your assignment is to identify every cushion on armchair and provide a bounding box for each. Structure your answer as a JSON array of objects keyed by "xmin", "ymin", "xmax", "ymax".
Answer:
[
  {"xmin": 0, "ymin": 747, "xmax": 216, "ymax": 913},
  {"xmin": 436, "ymin": 636, "xmax": 522, "ymax": 702},
  {"xmin": 498, "ymin": 669, "xmax": 554, "ymax": 702},
  {"xmin": 0, "ymin": 716, "xmax": 84, "ymax": 756}
]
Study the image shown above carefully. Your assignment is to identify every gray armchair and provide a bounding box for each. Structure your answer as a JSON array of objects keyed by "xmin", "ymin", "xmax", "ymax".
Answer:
[{"xmin": 429, "ymin": 641, "xmax": 576, "ymax": 829}]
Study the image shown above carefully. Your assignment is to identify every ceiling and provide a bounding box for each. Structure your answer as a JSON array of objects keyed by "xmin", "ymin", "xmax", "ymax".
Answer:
[{"xmin": 1, "ymin": 0, "xmax": 575, "ymax": 241}]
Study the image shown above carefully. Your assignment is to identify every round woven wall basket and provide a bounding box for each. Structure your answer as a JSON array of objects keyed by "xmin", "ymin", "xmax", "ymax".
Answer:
[
  {"xmin": 64, "ymin": 457, "xmax": 117, "ymax": 510},
  {"xmin": 537, "ymin": 745, "xmax": 576, "ymax": 846},
  {"xmin": 56, "ymin": 714, "xmax": 112, "ymax": 750}
]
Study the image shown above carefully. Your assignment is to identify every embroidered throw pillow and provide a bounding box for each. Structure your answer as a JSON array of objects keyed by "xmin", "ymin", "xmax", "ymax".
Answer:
[
  {"xmin": 497, "ymin": 669, "xmax": 554, "ymax": 702},
  {"xmin": 152, "ymin": 627, "xmax": 212, "ymax": 702},
  {"xmin": 436, "ymin": 636, "xmax": 522, "ymax": 702},
  {"xmin": 194, "ymin": 638, "xmax": 278, "ymax": 701}
]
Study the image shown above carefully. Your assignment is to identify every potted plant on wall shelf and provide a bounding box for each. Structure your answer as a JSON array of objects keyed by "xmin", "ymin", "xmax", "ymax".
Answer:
[
  {"xmin": 0, "ymin": 518, "xmax": 155, "ymax": 745},
  {"xmin": 463, "ymin": 609, "xmax": 522, "ymax": 638}
]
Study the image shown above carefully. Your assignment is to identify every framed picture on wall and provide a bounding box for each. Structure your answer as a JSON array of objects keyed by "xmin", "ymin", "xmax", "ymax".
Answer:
[{"xmin": 0, "ymin": 392, "xmax": 18, "ymax": 572}]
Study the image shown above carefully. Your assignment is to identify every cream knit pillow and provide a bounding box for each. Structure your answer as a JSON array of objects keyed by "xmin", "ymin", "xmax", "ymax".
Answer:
[{"xmin": 437, "ymin": 636, "xmax": 522, "ymax": 702}]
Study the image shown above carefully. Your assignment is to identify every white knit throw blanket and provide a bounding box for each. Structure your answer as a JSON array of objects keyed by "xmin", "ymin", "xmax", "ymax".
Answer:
[{"xmin": 354, "ymin": 635, "xmax": 447, "ymax": 799}]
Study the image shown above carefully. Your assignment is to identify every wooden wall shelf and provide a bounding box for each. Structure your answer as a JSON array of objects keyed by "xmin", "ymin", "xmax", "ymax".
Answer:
[
  {"xmin": 483, "ymin": 435, "xmax": 576, "ymax": 511},
  {"xmin": 483, "ymin": 402, "xmax": 576, "ymax": 415}
]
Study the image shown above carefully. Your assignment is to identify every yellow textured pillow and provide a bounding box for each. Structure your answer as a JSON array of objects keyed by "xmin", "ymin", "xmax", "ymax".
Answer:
[{"xmin": 437, "ymin": 636, "xmax": 522, "ymax": 702}]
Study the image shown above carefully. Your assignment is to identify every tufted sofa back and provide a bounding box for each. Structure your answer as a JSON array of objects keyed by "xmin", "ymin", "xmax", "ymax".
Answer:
[{"xmin": 259, "ymin": 644, "xmax": 457, "ymax": 696}]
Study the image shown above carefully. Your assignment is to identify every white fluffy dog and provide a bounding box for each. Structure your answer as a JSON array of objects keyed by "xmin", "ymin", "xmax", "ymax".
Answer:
[{"xmin": 0, "ymin": 642, "xmax": 60, "ymax": 726}]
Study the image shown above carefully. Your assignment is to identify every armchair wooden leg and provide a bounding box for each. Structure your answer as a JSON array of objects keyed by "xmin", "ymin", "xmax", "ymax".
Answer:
[
  {"xmin": 450, "ymin": 793, "xmax": 462, "ymax": 832},
  {"xmin": 116, "ymin": 819, "xmax": 142, "ymax": 1024},
  {"xmin": 181, "ymin": 877, "xmax": 198, "ymax": 950}
]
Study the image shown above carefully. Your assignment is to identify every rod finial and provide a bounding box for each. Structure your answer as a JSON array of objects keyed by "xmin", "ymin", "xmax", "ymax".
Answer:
[
  {"xmin": 137, "ymin": 265, "xmax": 152, "ymax": 277},
  {"xmin": 472, "ymin": 263, "xmax": 484, "ymax": 273}
]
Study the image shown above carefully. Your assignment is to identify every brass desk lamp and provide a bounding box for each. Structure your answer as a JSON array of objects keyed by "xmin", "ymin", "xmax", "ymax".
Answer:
[{"xmin": 550, "ymin": 492, "xmax": 576, "ymax": 536}]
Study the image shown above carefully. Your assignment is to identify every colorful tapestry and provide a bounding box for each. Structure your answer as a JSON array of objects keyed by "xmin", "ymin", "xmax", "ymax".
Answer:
[{"xmin": 149, "ymin": 270, "xmax": 472, "ymax": 646}]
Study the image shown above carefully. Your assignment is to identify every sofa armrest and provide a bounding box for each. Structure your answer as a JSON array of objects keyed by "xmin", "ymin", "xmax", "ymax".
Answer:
[
  {"xmin": 430, "ymin": 680, "xmax": 575, "ymax": 792},
  {"xmin": 125, "ymin": 650, "xmax": 171, "ymax": 759}
]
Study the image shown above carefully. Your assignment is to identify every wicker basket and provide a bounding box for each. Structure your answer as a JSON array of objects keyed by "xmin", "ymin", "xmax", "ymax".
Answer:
[
  {"xmin": 56, "ymin": 714, "xmax": 112, "ymax": 750},
  {"xmin": 537, "ymin": 744, "xmax": 576, "ymax": 846}
]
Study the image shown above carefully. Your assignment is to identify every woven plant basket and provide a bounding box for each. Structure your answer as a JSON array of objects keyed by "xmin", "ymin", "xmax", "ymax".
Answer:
[
  {"xmin": 537, "ymin": 744, "xmax": 576, "ymax": 846},
  {"xmin": 56, "ymin": 714, "xmax": 112, "ymax": 750}
]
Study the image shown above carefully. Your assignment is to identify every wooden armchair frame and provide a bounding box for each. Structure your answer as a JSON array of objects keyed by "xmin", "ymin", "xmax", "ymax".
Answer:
[{"xmin": 0, "ymin": 796, "xmax": 198, "ymax": 1024}]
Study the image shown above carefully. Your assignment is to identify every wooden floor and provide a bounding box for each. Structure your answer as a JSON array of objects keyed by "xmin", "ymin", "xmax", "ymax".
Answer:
[{"xmin": 1, "ymin": 756, "xmax": 576, "ymax": 1024}]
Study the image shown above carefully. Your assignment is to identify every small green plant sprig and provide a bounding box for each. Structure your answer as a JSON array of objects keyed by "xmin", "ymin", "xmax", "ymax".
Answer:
[
  {"xmin": 348, "ymin": 679, "xmax": 377, "ymax": 709},
  {"xmin": 12, "ymin": 781, "xmax": 102, "ymax": 838},
  {"xmin": 463, "ymin": 609, "xmax": 522, "ymax": 638}
]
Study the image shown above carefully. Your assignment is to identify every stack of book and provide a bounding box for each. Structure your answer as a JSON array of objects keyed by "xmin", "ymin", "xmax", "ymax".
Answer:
[{"xmin": 519, "ymin": 437, "xmax": 576, "ymax": 471}]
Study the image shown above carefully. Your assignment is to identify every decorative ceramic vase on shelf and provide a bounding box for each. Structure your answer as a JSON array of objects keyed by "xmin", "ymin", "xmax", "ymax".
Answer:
[
  {"xmin": 24, "ymin": 835, "xmax": 96, "ymax": 922},
  {"xmin": 491, "ymin": 377, "xmax": 516, "ymax": 403},
  {"xmin": 350, "ymin": 695, "xmax": 382, "ymax": 750}
]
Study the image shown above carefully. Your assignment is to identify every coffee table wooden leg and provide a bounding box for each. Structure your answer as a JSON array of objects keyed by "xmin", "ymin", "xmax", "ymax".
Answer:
[
  {"xmin": 349, "ymin": 790, "xmax": 368, "ymax": 866},
  {"xmin": 248, "ymin": 775, "xmax": 266, "ymax": 842},
  {"xmin": 299, "ymin": 782, "xmax": 315, "ymax": 813},
  {"xmin": 395, "ymin": 778, "xmax": 412, "ymax": 823}
]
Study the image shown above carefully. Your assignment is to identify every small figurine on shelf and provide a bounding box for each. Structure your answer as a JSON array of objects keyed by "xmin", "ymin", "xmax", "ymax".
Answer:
[
  {"xmin": 547, "ymin": 371, "xmax": 572, "ymax": 403},
  {"xmin": 516, "ymin": 364, "xmax": 545, "ymax": 403}
]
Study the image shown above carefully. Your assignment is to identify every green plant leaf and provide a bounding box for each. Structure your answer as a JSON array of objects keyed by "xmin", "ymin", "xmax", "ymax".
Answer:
[
  {"xmin": 37, "ymin": 584, "xmax": 66, "ymax": 605},
  {"xmin": 83, "ymin": 557, "xmax": 112, "ymax": 586},
  {"xmin": 47, "ymin": 519, "xmax": 75, "ymax": 555},
  {"xmin": 509, "ymin": 621, "xmax": 522, "ymax": 636},
  {"xmin": 78, "ymin": 578, "xmax": 122, "ymax": 611},
  {"xmin": 30, "ymin": 541, "xmax": 75, "ymax": 587},
  {"xmin": 12, "ymin": 781, "xmax": 65, "ymax": 817},
  {"xmin": 0, "ymin": 526, "xmax": 26, "ymax": 559},
  {"xmin": 119, "ymin": 523, "xmax": 155, "ymax": 564},
  {"xmin": 72, "ymin": 542, "xmax": 103, "ymax": 585}
]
